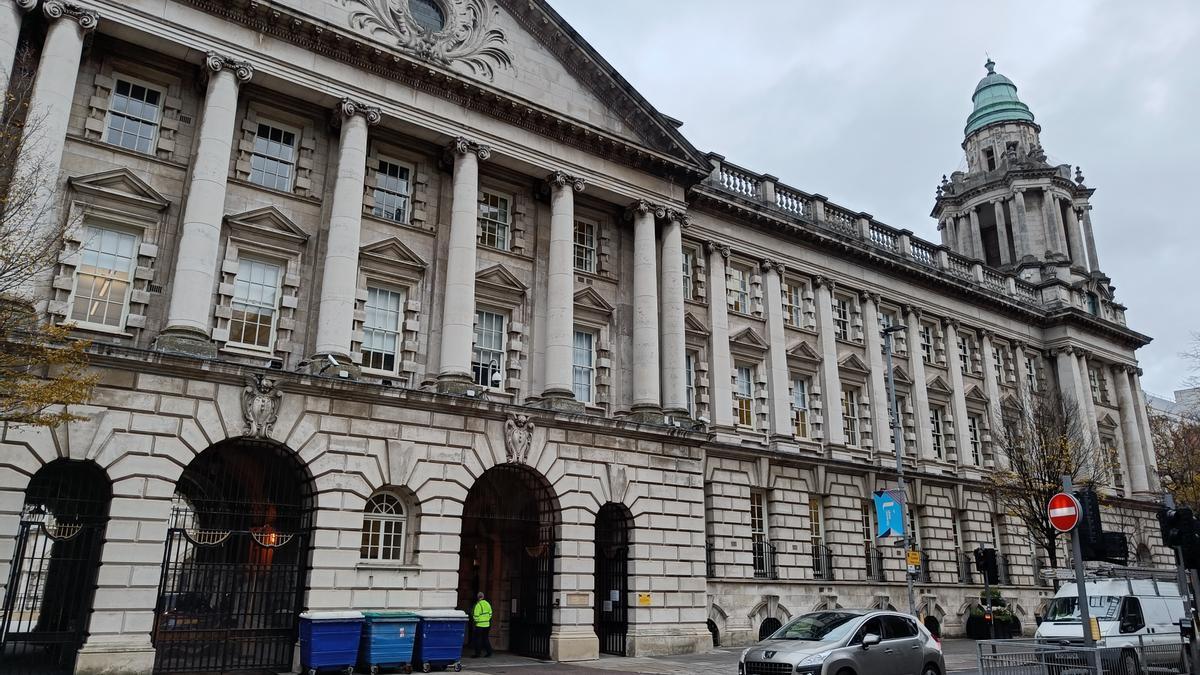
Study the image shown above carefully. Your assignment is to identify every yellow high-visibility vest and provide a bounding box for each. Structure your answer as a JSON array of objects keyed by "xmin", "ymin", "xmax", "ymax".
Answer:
[{"xmin": 472, "ymin": 599, "xmax": 493, "ymax": 628}]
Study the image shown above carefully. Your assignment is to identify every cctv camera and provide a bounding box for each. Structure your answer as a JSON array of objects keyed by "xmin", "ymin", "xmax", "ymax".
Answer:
[
  {"xmin": 697, "ymin": 416, "xmax": 710, "ymax": 425},
  {"xmin": 326, "ymin": 354, "xmax": 339, "ymax": 367}
]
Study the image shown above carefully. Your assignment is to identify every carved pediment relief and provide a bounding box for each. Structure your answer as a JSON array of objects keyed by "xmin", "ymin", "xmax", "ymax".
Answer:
[
  {"xmin": 69, "ymin": 168, "xmax": 169, "ymax": 213},
  {"xmin": 225, "ymin": 206, "xmax": 309, "ymax": 245},
  {"xmin": 890, "ymin": 364, "xmax": 912, "ymax": 384}
]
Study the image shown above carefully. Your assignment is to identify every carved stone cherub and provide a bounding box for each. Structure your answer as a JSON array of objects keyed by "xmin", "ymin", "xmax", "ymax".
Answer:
[
  {"xmin": 504, "ymin": 413, "xmax": 534, "ymax": 464},
  {"xmin": 242, "ymin": 374, "xmax": 282, "ymax": 439}
]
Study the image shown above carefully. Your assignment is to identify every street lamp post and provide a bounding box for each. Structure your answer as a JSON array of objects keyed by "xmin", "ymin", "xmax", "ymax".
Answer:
[{"xmin": 883, "ymin": 324, "xmax": 917, "ymax": 617}]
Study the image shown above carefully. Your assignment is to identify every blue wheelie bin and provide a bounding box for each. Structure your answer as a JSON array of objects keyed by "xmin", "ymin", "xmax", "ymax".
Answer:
[
  {"xmin": 358, "ymin": 610, "xmax": 420, "ymax": 674},
  {"xmin": 299, "ymin": 610, "xmax": 364, "ymax": 675},
  {"xmin": 411, "ymin": 609, "xmax": 468, "ymax": 673}
]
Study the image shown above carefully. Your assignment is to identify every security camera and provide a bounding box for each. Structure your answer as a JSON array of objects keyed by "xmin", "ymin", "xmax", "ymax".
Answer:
[
  {"xmin": 697, "ymin": 416, "xmax": 710, "ymax": 425},
  {"xmin": 491, "ymin": 370, "xmax": 503, "ymax": 385},
  {"xmin": 326, "ymin": 354, "xmax": 339, "ymax": 367}
]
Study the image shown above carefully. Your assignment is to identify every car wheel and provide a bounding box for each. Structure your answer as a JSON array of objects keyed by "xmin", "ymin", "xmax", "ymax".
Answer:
[
  {"xmin": 1121, "ymin": 650, "xmax": 1141, "ymax": 675},
  {"xmin": 923, "ymin": 664, "xmax": 940, "ymax": 675},
  {"xmin": 836, "ymin": 669, "xmax": 857, "ymax": 675}
]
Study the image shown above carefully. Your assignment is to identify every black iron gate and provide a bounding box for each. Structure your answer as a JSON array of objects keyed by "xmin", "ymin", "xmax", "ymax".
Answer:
[
  {"xmin": 594, "ymin": 504, "xmax": 629, "ymax": 656},
  {"xmin": 509, "ymin": 541, "xmax": 554, "ymax": 659}
]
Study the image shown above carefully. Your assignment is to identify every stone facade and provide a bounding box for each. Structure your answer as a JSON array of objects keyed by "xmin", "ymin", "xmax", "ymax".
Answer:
[{"xmin": 0, "ymin": 1, "xmax": 1168, "ymax": 673}]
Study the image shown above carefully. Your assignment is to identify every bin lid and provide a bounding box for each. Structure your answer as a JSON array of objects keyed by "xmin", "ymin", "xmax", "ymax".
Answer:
[
  {"xmin": 415, "ymin": 609, "xmax": 468, "ymax": 620},
  {"xmin": 363, "ymin": 610, "xmax": 420, "ymax": 620},
  {"xmin": 300, "ymin": 610, "xmax": 363, "ymax": 621}
]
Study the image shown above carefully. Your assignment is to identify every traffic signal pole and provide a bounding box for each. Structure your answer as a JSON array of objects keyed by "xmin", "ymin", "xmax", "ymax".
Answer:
[
  {"xmin": 1164, "ymin": 493, "xmax": 1200, "ymax": 675},
  {"xmin": 1062, "ymin": 476, "xmax": 1100, "ymax": 673},
  {"xmin": 883, "ymin": 327, "xmax": 916, "ymax": 618}
]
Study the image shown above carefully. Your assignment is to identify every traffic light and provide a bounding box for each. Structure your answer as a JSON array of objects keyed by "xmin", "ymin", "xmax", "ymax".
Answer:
[
  {"xmin": 1075, "ymin": 488, "xmax": 1104, "ymax": 561},
  {"xmin": 1099, "ymin": 532, "xmax": 1128, "ymax": 566},
  {"xmin": 1157, "ymin": 507, "xmax": 1200, "ymax": 570},
  {"xmin": 973, "ymin": 547, "xmax": 999, "ymax": 585}
]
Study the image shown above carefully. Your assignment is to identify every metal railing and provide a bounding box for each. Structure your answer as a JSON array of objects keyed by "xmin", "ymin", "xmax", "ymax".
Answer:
[
  {"xmin": 812, "ymin": 543, "xmax": 834, "ymax": 581},
  {"xmin": 706, "ymin": 540, "xmax": 716, "ymax": 578},
  {"xmin": 752, "ymin": 539, "xmax": 777, "ymax": 580},
  {"xmin": 864, "ymin": 545, "xmax": 885, "ymax": 581},
  {"xmin": 958, "ymin": 550, "xmax": 974, "ymax": 584},
  {"xmin": 976, "ymin": 637, "xmax": 1187, "ymax": 675},
  {"xmin": 912, "ymin": 551, "xmax": 931, "ymax": 583}
]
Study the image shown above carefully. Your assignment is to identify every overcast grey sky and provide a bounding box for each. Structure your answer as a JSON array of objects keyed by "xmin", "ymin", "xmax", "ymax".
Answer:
[{"xmin": 550, "ymin": 0, "xmax": 1198, "ymax": 399}]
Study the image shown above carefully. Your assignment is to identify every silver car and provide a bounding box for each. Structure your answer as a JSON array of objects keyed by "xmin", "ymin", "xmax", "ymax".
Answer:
[{"xmin": 738, "ymin": 609, "xmax": 945, "ymax": 675}]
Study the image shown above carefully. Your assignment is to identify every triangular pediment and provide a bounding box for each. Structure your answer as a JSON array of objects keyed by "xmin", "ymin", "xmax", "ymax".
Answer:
[
  {"xmin": 838, "ymin": 353, "xmax": 870, "ymax": 374},
  {"xmin": 69, "ymin": 168, "xmax": 169, "ymax": 212},
  {"xmin": 573, "ymin": 286, "xmax": 614, "ymax": 315},
  {"xmin": 787, "ymin": 340, "xmax": 821, "ymax": 362},
  {"xmin": 225, "ymin": 206, "xmax": 309, "ymax": 243},
  {"xmin": 475, "ymin": 264, "xmax": 528, "ymax": 304},
  {"xmin": 891, "ymin": 364, "xmax": 911, "ymax": 384},
  {"xmin": 1097, "ymin": 412, "xmax": 1119, "ymax": 428},
  {"xmin": 729, "ymin": 327, "xmax": 769, "ymax": 351},
  {"xmin": 360, "ymin": 237, "xmax": 427, "ymax": 268},
  {"xmin": 965, "ymin": 385, "xmax": 989, "ymax": 402},
  {"xmin": 927, "ymin": 375, "xmax": 953, "ymax": 394},
  {"xmin": 684, "ymin": 312, "xmax": 710, "ymax": 336}
]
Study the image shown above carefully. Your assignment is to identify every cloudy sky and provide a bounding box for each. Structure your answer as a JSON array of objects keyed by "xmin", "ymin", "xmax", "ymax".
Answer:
[{"xmin": 550, "ymin": 0, "xmax": 1198, "ymax": 399}]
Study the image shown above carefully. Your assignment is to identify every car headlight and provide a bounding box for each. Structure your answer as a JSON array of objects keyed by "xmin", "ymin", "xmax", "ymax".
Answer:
[{"xmin": 798, "ymin": 650, "xmax": 832, "ymax": 666}]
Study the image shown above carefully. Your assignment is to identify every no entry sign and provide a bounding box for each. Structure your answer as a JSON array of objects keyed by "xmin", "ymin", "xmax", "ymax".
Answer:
[{"xmin": 1048, "ymin": 492, "xmax": 1081, "ymax": 533}]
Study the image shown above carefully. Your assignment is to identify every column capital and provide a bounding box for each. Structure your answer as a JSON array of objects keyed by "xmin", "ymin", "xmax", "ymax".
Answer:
[
  {"xmin": 15, "ymin": 0, "xmax": 38, "ymax": 12},
  {"xmin": 43, "ymin": 1, "xmax": 99, "ymax": 29},
  {"xmin": 336, "ymin": 97, "xmax": 382, "ymax": 125},
  {"xmin": 204, "ymin": 51, "xmax": 254, "ymax": 82},
  {"xmin": 979, "ymin": 329, "xmax": 994, "ymax": 341},
  {"xmin": 759, "ymin": 258, "xmax": 785, "ymax": 276},
  {"xmin": 704, "ymin": 240, "xmax": 730, "ymax": 259},
  {"xmin": 813, "ymin": 275, "xmax": 836, "ymax": 291},
  {"xmin": 448, "ymin": 136, "xmax": 491, "ymax": 161},
  {"xmin": 547, "ymin": 170, "xmax": 586, "ymax": 193},
  {"xmin": 1013, "ymin": 339, "xmax": 1028, "ymax": 352},
  {"xmin": 627, "ymin": 199, "xmax": 666, "ymax": 220},
  {"xmin": 901, "ymin": 304, "xmax": 922, "ymax": 320},
  {"xmin": 858, "ymin": 290, "xmax": 881, "ymax": 305},
  {"xmin": 941, "ymin": 317, "xmax": 959, "ymax": 331},
  {"xmin": 664, "ymin": 207, "xmax": 689, "ymax": 226}
]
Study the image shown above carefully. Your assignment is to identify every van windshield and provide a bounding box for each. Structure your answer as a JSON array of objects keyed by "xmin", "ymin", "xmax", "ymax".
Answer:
[{"xmin": 1045, "ymin": 595, "xmax": 1121, "ymax": 622}]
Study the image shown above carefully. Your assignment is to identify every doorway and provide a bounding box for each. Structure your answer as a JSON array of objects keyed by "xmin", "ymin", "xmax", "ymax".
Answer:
[{"xmin": 594, "ymin": 503, "xmax": 631, "ymax": 656}]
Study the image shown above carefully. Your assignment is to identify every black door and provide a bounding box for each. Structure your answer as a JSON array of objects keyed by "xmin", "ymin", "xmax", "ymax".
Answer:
[{"xmin": 594, "ymin": 503, "xmax": 630, "ymax": 656}]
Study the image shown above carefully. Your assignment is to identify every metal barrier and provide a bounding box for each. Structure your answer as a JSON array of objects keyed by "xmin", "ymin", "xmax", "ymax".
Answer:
[{"xmin": 976, "ymin": 638, "xmax": 1188, "ymax": 675}]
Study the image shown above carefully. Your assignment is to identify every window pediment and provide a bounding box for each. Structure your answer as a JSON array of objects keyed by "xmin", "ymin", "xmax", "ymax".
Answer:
[
  {"xmin": 927, "ymin": 374, "xmax": 953, "ymax": 395},
  {"xmin": 573, "ymin": 286, "xmax": 614, "ymax": 324},
  {"xmin": 684, "ymin": 312, "xmax": 710, "ymax": 337},
  {"xmin": 224, "ymin": 206, "xmax": 309, "ymax": 247},
  {"xmin": 360, "ymin": 236, "xmax": 428, "ymax": 283},
  {"xmin": 475, "ymin": 263, "xmax": 527, "ymax": 305},
  {"xmin": 965, "ymin": 384, "xmax": 989, "ymax": 403},
  {"xmin": 838, "ymin": 353, "xmax": 869, "ymax": 375},
  {"xmin": 730, "ymin": 326, "xmax": 769, "ymax": 358},
  {"xmin": 69, "ymin": 168, "xmax": 169, "ymax": 214},
  {"xmin": 786, "ymin": 340, "xmax": 821, "ymax": 363}
]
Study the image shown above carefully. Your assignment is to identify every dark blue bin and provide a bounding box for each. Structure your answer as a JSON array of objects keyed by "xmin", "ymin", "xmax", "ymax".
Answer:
[
  {"xmin": 299, "ymin": 610, "xmax": 364, "ymax": 675},
  {"xmin": 357, "ymin": 610, "xmax": 420, "ymax": 674},
  {"xmin": 412, "ymin": 609, "xmax": 468, "ymax": 673}
]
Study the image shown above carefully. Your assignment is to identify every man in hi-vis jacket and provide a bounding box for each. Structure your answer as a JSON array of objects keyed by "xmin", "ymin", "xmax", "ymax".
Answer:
[{"xmin": 470, "ymin": 592, "xmax": 493, "ymax": 658}]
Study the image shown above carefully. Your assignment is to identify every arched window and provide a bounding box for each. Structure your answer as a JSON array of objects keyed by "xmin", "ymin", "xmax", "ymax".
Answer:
[{"xmin": 361, "ymin": 492, "xmax": 409, "ymax": 561}]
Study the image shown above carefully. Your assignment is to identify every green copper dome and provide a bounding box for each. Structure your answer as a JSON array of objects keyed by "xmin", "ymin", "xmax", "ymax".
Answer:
[{"xmin": 964, "ymin": 59, "xmax": 1035, "ymax": 136}]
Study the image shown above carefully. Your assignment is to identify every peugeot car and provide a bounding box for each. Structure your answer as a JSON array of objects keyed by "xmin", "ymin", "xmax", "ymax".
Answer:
[{"xmin": 738, "ymin": 609, "xmax": 944, "ymax": 675}]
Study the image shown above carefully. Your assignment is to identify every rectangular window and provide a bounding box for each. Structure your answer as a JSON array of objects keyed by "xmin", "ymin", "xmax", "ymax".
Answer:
[
  {"xmin": 808, "ymin": 497, "xmax": 823, "ymax": 546},
  {"xmin": 1089, "ymin": 368, "xmax": 1102, "ymax": 402},
  {"xmin": 69, "ymin": 225, "xmax": 138, "ymax": 328},
  {"xmin": 472, "ymin": 310, "xmax": 506, "ymax": 389},
  {"xmin": 682, "ymin": 248, "xmax": 696, "ymax": 300},
  {"xmin": 930, "ymin": 407, "xmax": 945, "ymax": 459},
  {"xmin": 968, "ymin": 414, "xmax": 982, "ymax": 465},
  {"xmin": 833, "ymin": 296, "xmax": 850, "ymax": 340},
  {"xmin": 685, "ymin": 351, "xmax": 697, "ymax": 416},
  {"xmin": 750, "ymin": 491, "xmax": 766, "ymax": 541},
  {"xmin": 1025, "ymin": 355, "xmax": 1040, "ymax": 392},
  {"xmin": 572, "ymin": 329, "xmax": 595, "ymax": 403},
  {"xmin": 249, "ymin": 122, "xmax": 298, "ymax": 191},
  {"xmin": 228, "ymin": 258, "xmax": 282, "ymax": 349},
  {"xmin": 105, "ymin": 77, "xmax": 162, "ymax": 154},
  {"xmin": 783, "ymin": 283, "xmax": 805, "ymax": 327},
  {"xmin": 1105, "ymin": 440, "xmax": 1124, "ymax": 490},
  {"xmin": 993, "ymin": 347, "xmax": 1006, "ymax": 386},
  {"xmin": 362, "ymin": 286, "xmax": 404, "ymax": 372},
  {"xmin": 792, "ymin": 376, "xmax": 810, "ymax": 438},
  {"xmin": 889, "ymin": 395, "xmax": 908, "ymax": 456},
  {"xmin": 734, "ymin": 365, "xmax": 754, "ymax": 427},
  {"xmin": 959, "ymin": 334, "xmax": 973, "ymax": 375},
  {"xmin": 920, "ymin": 324, "xmax": 934, "ymax": 363},
  {"xmin": 728, "ymin": 267, "xmax": 749, "ymax": 313},
  {"xmin": 842, "ymin": 388, "xmax": 860, "ymax": 446},
  {"xmin": 477, "ymin": 190, "xmax": 511, "ymax": 250},
  {"xmin": 573, "ymin": 219, "xmax": 596, "ymax": 273},
  {"xmin": 372, "ymin": 159, "xmax": 412, "ymax": 223}
]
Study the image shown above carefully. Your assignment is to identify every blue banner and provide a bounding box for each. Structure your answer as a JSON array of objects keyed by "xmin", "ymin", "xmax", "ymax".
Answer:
[{"xmin": 873, "ymin": 490, "xmax": 904, "ymax": 538}]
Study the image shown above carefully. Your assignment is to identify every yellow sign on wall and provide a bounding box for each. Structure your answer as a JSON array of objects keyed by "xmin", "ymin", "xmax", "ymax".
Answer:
[
  {"xmin": 637, "ymin": 593, "xmax": 652, "ymax": 606},
  {"xmin": 906, "ymin": 550, "xmax": 922, "ymax": 566}
]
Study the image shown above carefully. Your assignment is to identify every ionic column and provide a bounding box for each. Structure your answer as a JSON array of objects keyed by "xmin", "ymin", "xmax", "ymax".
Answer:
[
  {"xmin": 860, "ymin": 293, "xmax": 891, "ymax": 455},
  {"xmin": 1130, "ymin": 369, "xmax": 1159, "ymax": 491},
  {"xmin": 761, "ymin": 260, "xmax": 793, "ymax": 438},
  {"xmin": 968, "ymin": 208, "xmax": 985, "ymax": 260},
  {"xmin": 1012, "ymin": 191, "xmax": 1032, "ymax": 261},
  {"xmin": 904, "ymin": 306, "xmax": 934, "ymax": 460},
  {"xmin": 631, "ymin": 200, "xmax": 662, "ymax": 414},
  {"xmin": 979, "ymin": 331, "xmax": 1003, "ymax": 453},
  {"xmin": 1064, "ymin": 201, "xmax": 1086, "ymax": 267},
  {"xmin": 938, "ymin": 219, "xmax": 951, "ymax": 248},
  {"xmin": 1054, "ymin": 347, "xmax": 1091, "ymax": 431},
  {"xmin": 542, "ymin": 172, "xmax": 586, "ymax": 403},
  {"xmin": 706, "ymin": 242, "xmax": 734, "ymax": 428},
  {"xmin": 311, "ymin": 99, "xmax": 381, "ymax": 371},
  {"xmin": 814, "ymin": 276, "xmax": 844, "ymax": 446},
  {"xmin": 1049, "ymin": 193, "xmax": 1070, "ymax": 255},
  {"xmin": 993, "ymin": 200, "xmax": 1011, "ymax": 265},
  {"xmin": 1013, "ymin": 341, "xmax": 1030, "ymax": 402},
  {"xmin": 956, "ymin": 215, "xmax": 971, "ymax": 255},
  {"xmin": 943, "ymin": 319, "xmax": 973, "ymax": 465},
  {"xmin": 1112, "ymin": 365, "xmax": 1150, "ymax": 494},
  {"xmin": 660, "ymin": 209, "xmax": 689, "ymax": 417},
  {"xmin": 158, "ymin": 53, "xmax": 253, "ymax": 355},
  {"xmin": 1080, "ymin": 206, "xmax": 1101, "ymax": 272},
  {"xmin": 1076, "ymin": 351, "xmax": 1101, "ymax": 449},
  {"xmin": 437, "ymin": 138, "xmax": 490, "ymax": 388},
  {"xmin": 15, "ymin": 2, "xmax": 98, "ymax": 302},
  {"xmin": 1, "ymin": 0, "xmax": 37, "ymax": 84}
]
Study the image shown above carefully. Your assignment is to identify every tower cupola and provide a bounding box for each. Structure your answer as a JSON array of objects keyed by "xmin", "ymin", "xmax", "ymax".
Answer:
[{"xmin": 965, "ymin": 58, "xmax": 1035, "ymax": 136}]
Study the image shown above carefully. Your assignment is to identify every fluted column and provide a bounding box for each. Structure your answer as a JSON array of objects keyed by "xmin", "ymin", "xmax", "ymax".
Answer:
[
  {"xmin": 979, "ymin": 331, "xmax": 1003, "ymax": 457},
  {"xmin": 993, "ymin": 200, "xmax": 1011, "ymax": 265},
  {"xmin": 1080, "ymin": 206, "xmax": 1101, "ymax": 272},
  {"xmin": 1112, "ymin": 365, "xmax": 1150, "ymax": 494},
  {"xmin": 437, "ymin": 138, "xmax": 490, "ymax": 388},
  {"xmin": 904, "ymin": 306, "xmax": 934, "ymax": 460},
  {"xmin": 15, "ymin": 2, "xmax": 98, "ymax": 302},
  {"xmin": 158, "ymin": 53, "xmax": 252, "ymax": 355},
  {"xmin": 631, "ymin": 200, "xmax": 662, "ymax": 415},
  {"xmin": 943, "ymin": 319, "xmax": 972, "ymax": 465},
  {"xmin": 1054, "ymin": 348, "xmax": 1092, "ymax": 436},
  {"xmin": 1064, "ymin": 201, "xmax": 1086, "ymax": 267},
  {"xmin": 761, "ymin": 260, "xmax": 793, "ymax": 438},
  {"xmin": 1, "ymin": 0, "xmax": 37, "ymax": 85},
  {"xmin": 1012, "ymin": 191, "xmax": 1032, "ymax": 261},
  {"xmin": 1050, "ymin": 193, "xmax": 1071, "ymax": 255},
  {"xmin": 1076, "ymin": 351, "xmax": 1102, "ymax": 449},
  {"xmin": 861, "ymin": 293, "xmax": 891, "ymax": 455},
  {"xmin": 1130, "ymin": 369, "xmax": 1159, "ymax": 491},
  {"xmin": 814, "ymin": 276, "xmax": 844, "ymax": 446},
  {"xmin": 706, "ymin": 242, "xmax": 734, "ymax": 428},
  {"xmin": 542, "ymin": 172, "xmax": 586, "ymax": 403},
  {"xmin": 310, "ymin": 99, "xmax": 381, "ymax": 371},
  {"xmin": 660, "ymin": 209, "xmax": 689, "ymax": 417},
  {"xmin": 968, "ymin": 208, "xmax": 985, "ymax": 260}
]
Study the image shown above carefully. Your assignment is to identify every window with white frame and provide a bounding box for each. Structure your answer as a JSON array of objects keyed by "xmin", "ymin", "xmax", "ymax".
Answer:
[
  {"xmin": 792, "ymin": 375, "xmax": 810, "ymax": 438},
  {"xmin": 958, "ymin": 334, "xmax": 973, "ymax": 375},
  {"xmin": 362, "ymin": 286, "xmax": 405, "ymax": 372},
  {"xmin": 833, "ymin": 296, "xmax": 851, "ymax": 340},
  {"xmin": 572, "ymin": 329, "xmax": 595, "ymax": 403},
  {"xmin": 685, "ymin": 351, "xmax": 698, "ymax": 416},
  {"xmin": 360, "ymin": 492, "xmax": 408, "ymax": 561},
  {"xmin": 477, "ymin": 190, "xmax": 511, "ymax": 250},
  {"xmin": 1025, "ymin": 355, "xmax": 1040, "ymax": 392},
  {"xmin": 809, "ymin": 497, "xmax": 824, "ymax": 552},
  {"xmin": 372, "ymin": 158, "xmax": 412, "ymax": 223},
  {"xmin": 728, "ymin": 266, "xmax": 749, "ymax": 313},
  {"xmin": 842, "ymin": 387, "xmax": 860, "ymax": 446},
  {"xmin": 993, "ymin": 347, "xmax": 1007, "ymax": 386},
  {"xmin": 920, "ymin": 324, "xmax": 934, "ymax": 363},
  {"xmin": 105, "ymin": 77, "xmax": 162, "ymax": 154},
  {"xmin": 734, "ymin": 364, "xmax": 755, "ymax": 427},
  {"xmin": 573, "ymin": 219, "xmax": 596, "ymax": 273},
  {"xmin": 783, "ymin": 282, "xmax": 805, "ymax": 327},
  {"xmin": 750, "ymin": 490, "xmax": 767, "ymax": 543},
  {"xmin": 472, "ymin": 309, "xmax": 506, "ymax": 389},
  {"xmin": 968, "ymin": 414, "xmax": 982, "ymax": 465},
  {"xmin": 69, "ymin": 225, "xmax": 139, "ymax": 328},
  {"xmin": 682, "ymin": 248, "xmax": 696, "ymax": 300},
  {"xmin": 930, "ymin": 406, "xmax": 946, "ymax": 459},
  {"xmin": 249, "ymin": 121, "xmax": 298, "ymax": 191},
  {"xmin": 228, "ymin": 258, "xmax": 282, "ymax": 349},
  {"xmin": 1089, "ymin": 368, "xmax": 1107, "ymax": 403}
]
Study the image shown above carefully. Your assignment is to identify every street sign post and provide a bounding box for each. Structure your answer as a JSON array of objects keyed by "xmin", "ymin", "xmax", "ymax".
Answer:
[
  {"xmin": 1059, "ymin": 477, "xmax": 1100, "ymax": 674},
  {"xmin": 1048, "ymin": 492, "xmax": 1081, "ymax": 533}
]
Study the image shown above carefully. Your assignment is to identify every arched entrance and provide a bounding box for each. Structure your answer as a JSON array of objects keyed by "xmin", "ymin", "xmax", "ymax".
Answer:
[
  {"xmin": 758, "ymin": 617, "xmax": 782, "ymax": 640},
  {"xmin": 457, "ymin": 464, "xmax": 558, "ymax": 659},
  {"xmin": 594, "ymin": 502, "xmax": 631, "ymax": 656},
  {"xmin": 152, "ymin": 439, "xmax": 312, "ymax": 673},
  {"xmin": 0, "ymin": 460, "xmax": 111, "ymax": 675}
]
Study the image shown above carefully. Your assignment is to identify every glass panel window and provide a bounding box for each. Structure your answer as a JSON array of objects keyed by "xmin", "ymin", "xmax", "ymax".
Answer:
[
  {"xmin": 685, "ymin": 351, "xmax": 698, "ymax": 416},
  {"xmin": 808, "ymin": 497, "xmax": 823, "ymax": 546},
  {"xmin": 959, "ymin": 334, "xmax": 973, "ymax": 375},
  {"xmin": 842, "ymin": 388, "xmax": 860, "ymax": 446},
  {"xmin": 360, "ymin": 493, "xmax": 407, "ymax": 561},
  {"xmin": 363, "ymin": 286, "xmax": 404, "ymax": 372},
  {"xmin": 1025, "ymin": 356, "xmax": 1040, "ymax": 392},
  {"xmin": 993, "ymin": 347, "xmax": 1006, "ymax": 386},
  {"xmin": 968, "ymin": 414, "xmax": 982, "ymax": 465},
  {"xmin": 682, "ymin": 249, "xmax": 696, "ymax": 300},
  {"xmin": 728, "ymin": 267, "xmax": 749, "ymax": 313},
  {"xmin": 833, "ymin": 297, "xmax": 850, "ymax": 340},
  {"xmin": 572, "ymin": 329, "xmax": 595, "ymax": 403},
  {"xmin": 372, "ymin": 159, "xmax": 411, "ymax": 223},
  {"xmin": 105, "ymin": 78, "xmax": 162, "ymax": 154},
  {"xmin": 228, "ymin": 258, "xmax": 281, "ymax": 349},
  {"xmin": 409, "ymin": 0, "xmax": 446, "ymax": 32},
  {"xmin": 890, "ymin": 395, "xmax": 909, "ymax": 456},
  {"xmin": 472, "ymin": 310, "xmax": 505, "ymax": 389},
  {"xmin": 792, "ymin": 376, "xmax": 810, "ymax": 438},
  {"xmin": 1105, "ymin": 440, "xmax": 1124, "ymax": 490},
  {"xmin": 930, "ymin": 407, "xmax": 945, "ymax": 459},
  {"xmin": 477, "ymin": 190, "xmax": 511, "ymax": 250},
  {"xmin": 573, "ymin": 219, "xmax": 596, "ymax": 273},
  {"xmin": 1089, "ymin": 368, "xmax": 1105, "ymax": 402},
  {"xmin": 750, "ymin": 491, "xmax": 766, "ymax": 540},
  {"xmin": 920, "ymin": 324, "xmax": 934, "ymax": 363},
  {"xmin": 783, "ymin": 283, "xmax": 805, "ymax": 327},
  {"xmin": 69, "ymin": 225, "xmax": 138, "ymax": 328},
  {"xmin": 735, "ymin": 365, "xmax": 754, "ymax": 427},
  {"xmin": 249, "ymin": 122, "xmax": 297, "ymax": 191}
]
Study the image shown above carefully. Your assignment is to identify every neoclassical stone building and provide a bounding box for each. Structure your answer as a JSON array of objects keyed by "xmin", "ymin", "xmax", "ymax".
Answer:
[{"xmin": 0, "ymin": 1, "xmax": 1166, "ymax": 673}]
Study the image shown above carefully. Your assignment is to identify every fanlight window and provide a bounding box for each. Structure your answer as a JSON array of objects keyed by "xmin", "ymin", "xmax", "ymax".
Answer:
[{"xmin": 361, "ymin": 492, "xmax": 408, "ymax": 561}]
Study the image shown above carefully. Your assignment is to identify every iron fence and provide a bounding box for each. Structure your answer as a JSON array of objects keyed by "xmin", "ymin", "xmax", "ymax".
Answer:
[
  {"xmin": 976, "ymin": 637, "xmax": 1187, "ymax": 675},
  {"xmin": 812, "ymin": 543, "xmax": 834, "ymax": 581},
  {"xmin": 752, "ymin": 539, "xmax": 777, "ymax": 580},
  {"xmin": 705, "ymin": 540, "xmax": 716, "ymax": 578},
  {"xmin": 864, "ymin": 545, "xmax": 885, "ymax": 581}
]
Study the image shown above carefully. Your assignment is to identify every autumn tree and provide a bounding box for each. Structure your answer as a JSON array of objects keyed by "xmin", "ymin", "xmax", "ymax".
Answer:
[
  {"xmin": 1152, "ymin": 340, "xmax": 1200, "ymax": 512},
  {"xmin": 986, "ymin": 391, "xmax": 1104, "ymax": 569},
  {"xmin": 0, "ymin": 47, "xmax": 95, "ymax": 426}
]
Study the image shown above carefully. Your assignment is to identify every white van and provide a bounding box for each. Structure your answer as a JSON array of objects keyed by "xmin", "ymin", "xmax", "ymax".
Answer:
[{"xmin": 1035, "ymin": 578, "xmax": 1186, "ymax": 672}]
